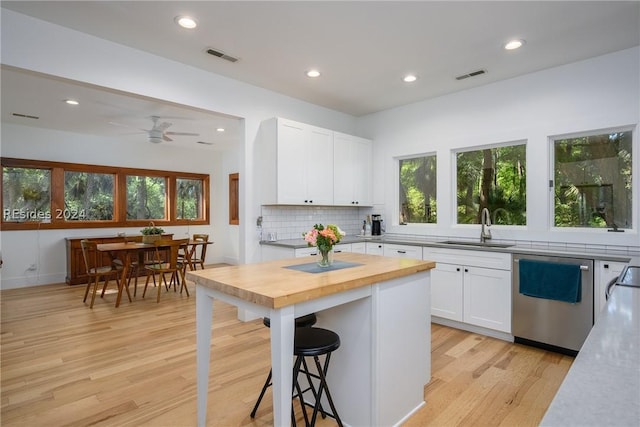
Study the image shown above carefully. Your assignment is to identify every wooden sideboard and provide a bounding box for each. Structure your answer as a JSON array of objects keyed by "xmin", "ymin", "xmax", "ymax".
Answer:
[{"xmin": 65, "ymin": 234, "xmax": 173, "ymax": 285}]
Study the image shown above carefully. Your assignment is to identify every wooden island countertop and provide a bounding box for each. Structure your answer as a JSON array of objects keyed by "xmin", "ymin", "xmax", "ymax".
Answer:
[{"xmin": 186, "ymin": 252, "xmax": 435, "ymax": 309}]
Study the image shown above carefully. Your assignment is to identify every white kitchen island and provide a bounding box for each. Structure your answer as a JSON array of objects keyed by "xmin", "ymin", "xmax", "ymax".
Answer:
[{"xmin": 187, "ymin": 252, "xmax": 434, "ymax": 427}]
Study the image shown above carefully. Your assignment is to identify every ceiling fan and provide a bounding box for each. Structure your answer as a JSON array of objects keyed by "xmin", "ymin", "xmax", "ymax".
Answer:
[{"xmin": 110, "ymin": 115, "xmax": 200, "ymax": 143}]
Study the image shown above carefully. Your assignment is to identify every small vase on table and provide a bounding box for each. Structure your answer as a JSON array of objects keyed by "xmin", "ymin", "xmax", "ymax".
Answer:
[{"xmin": 317, "ymin": 248, "xmax": 334, "ymax": 268}]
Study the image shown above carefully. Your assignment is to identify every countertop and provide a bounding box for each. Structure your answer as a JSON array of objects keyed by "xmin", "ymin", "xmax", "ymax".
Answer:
[
  {"xmin": 540, "ymin": 284, "xmax": 640, "ymax": 426},
  {"xmin": 186, "ymin": 252, "xmax": 434, "ymax": 309},
  {"xmin": 261, "ymin": 235, "xmax": 634, "ymax": 263}
]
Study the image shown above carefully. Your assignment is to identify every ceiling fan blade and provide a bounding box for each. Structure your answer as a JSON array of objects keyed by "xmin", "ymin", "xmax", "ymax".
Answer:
[
  {"xmin": 165, "ymin": 131, "xmax": 200, "ymax": 136},
  {"xmin": 163, "ymin": 134, "xmax": 173, "ymax": 142},
  {"xmin": 108, "ymin": 121, "xmax": 145, "ymax": 132},
  {"xmin": 154, "ymin": 121, "xmax": 172, "ymax": 132}
]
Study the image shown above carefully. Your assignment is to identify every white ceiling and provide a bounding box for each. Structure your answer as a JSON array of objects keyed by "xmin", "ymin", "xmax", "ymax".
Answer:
[{"xmin": 1, "ymin": 1, "xmax": 639, "ymax": 146}]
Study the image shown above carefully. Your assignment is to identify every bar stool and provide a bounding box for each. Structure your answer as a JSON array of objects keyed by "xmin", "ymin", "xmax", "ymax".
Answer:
[
  {"xmin": 292, "ymin": 327, "xmax": 343, "ymax": 427},
  {"xmin": 250, "ymin": 313, "xmax": 317, "ymax": 419}
]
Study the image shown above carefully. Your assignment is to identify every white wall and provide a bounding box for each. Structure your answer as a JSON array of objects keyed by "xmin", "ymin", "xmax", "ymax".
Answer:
[
  {"xmin": 0, "ymin": 9, "xmax": 357, "ymax": 288},
  {"xmin": 357, "ymin": 47, "xmax": 640, "ymax": 249}
]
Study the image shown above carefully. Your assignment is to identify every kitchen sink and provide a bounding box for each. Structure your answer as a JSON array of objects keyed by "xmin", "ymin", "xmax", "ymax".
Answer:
[{"xmin": 439, "ymin": 240, "xmax": 514, "ymax": 248}]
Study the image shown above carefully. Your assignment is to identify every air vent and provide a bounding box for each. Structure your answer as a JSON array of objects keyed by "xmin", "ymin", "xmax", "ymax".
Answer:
[
  {"xmin": 455, "ymin": 69, "xmax": 487, "ymax": 81},
  {"xmin": 12, "ymin": 112, "xmax": 39, "ymax": 120},
  {"xmin": 206, "ymin": 48, "xmax": 238, "ymax": 63}
]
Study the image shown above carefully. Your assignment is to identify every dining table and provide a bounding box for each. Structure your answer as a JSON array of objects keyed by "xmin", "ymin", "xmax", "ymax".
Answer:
[
  {"xmin": 96, "ymin": 241, "xmax": 155, "ymax": 307},
  {"xmin": 96, "ymin": 238, "xmax": 200, "ymax": 307}
]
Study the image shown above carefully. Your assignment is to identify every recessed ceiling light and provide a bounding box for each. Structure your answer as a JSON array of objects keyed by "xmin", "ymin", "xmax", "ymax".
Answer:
[
  {"xmin": 306, "ymin": 70, "xmax": 321, "ymax": 78},
  {"xmin": 216, "ymin": 128, "xmax": 225, "ymax": 132},
  {"xmin": 403, "ymin": 74, "xmax": 418, "ymax": 83},
  {"xmin": 504, "ymin": 39, "xmax": 525, "ymax": 50},
  {"xmin": 64, "ymin": 99, "xmax": 79, "ymax": 105},
  {"xmin": 175, "ymin": 16, "xmax": 197, "ymax": 29}
]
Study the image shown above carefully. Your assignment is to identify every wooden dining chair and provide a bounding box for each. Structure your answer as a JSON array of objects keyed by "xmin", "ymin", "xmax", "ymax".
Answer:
[
  {"xmin": 80, "ymin": 239, "xmax": 126, "ymax": 308},
  {"xmin": 143, "ymin": 238, "xmax": 190, "ymax": 303},
  {"xmin": 190, "ymin": 233, "xmax": 210, "ymax": 270}
]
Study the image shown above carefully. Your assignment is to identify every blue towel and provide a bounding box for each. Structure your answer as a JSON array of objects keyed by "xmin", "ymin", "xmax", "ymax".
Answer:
[{"xmin": 519, "ymin": 259, "xmax": 582, "ymax": 303}]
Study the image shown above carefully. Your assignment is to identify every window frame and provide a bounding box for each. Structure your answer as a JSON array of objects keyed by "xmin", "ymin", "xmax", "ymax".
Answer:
[
  {"xmin": 549, "ymin": 125, "xmax": 636, "ymax": 232},
  {"xmin": 1, "ymin": 157, "xmax": 209, "ymax": 231}
]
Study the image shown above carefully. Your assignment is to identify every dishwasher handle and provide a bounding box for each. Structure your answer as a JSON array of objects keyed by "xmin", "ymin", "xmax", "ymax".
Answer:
[{"xmin": 513, "ymin": 259, "xmax": 590, "ymax": 271}]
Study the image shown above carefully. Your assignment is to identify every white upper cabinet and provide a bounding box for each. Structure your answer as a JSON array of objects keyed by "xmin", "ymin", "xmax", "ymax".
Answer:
[
  {"xmin": 277, "ymin": 119, "xmax": 333, "ymax": 205},
  {"xmin": 259, "ymin": 118, "xmax": 371, "ymax": 207},
  {"xmin": 333, "ymin": 132, "xmax": 372, "ymax": 206}
]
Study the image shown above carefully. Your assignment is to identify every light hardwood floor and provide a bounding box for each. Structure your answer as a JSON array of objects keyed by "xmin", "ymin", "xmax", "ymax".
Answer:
[{"xmin": 1, "ymin": 273, "xmax": 573, "ymax": 426}]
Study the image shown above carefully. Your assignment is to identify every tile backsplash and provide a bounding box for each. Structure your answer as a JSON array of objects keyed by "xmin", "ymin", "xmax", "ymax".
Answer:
[{"xmin": 260, "ymin": 205, "xmax": 373, "ymax": 241}]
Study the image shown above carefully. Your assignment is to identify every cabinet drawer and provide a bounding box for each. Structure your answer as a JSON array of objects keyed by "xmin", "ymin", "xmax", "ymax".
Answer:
[
  {"xmin": 333, "ymin": 243, "xmax": 351, "ymax": 253},
  {"xmin": 383, "ymin": 243, "xmax": 423, "ymax": 260},
  {"xmin": 295, "ymin": 247, "xmax": 318, "ymax": 258},
  {"xmin": 428, "ymin": 247, "xmax": 510, "ymax": 270},
  {"xmin": 365, "ymin": 242, "xmax": 384, "ymax": 256}
]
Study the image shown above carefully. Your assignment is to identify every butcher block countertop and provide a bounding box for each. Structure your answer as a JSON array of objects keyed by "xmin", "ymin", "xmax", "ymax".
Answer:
[{"xmin": 186, "ymin": 252, "xmax": 435, "ymax": 309}]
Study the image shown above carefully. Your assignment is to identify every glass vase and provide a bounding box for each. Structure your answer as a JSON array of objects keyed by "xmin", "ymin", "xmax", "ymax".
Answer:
[{"xmin": 317, "ymin": 248, "xmax": 334, "ymax": 268}]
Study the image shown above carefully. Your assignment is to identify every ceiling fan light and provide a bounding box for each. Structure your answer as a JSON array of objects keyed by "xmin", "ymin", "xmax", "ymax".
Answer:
[
  {"xmin": 149, "ymin": 136, "xmax": 163, "ymax": 144},
  {"xmin": 175, "ymin": 16, "xmax": 197, "ymax": 29}
]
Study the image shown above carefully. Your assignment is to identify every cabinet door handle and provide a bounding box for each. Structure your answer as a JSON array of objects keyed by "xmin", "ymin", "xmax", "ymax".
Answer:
[
  {"xmin": 604, "ymin": 264, "xmax": 609, "ymax": 269},
  {"xmin": 334, "ymin": 250, "xmax": 342, "ymax": 253},
  {"xmin": 456, "ymin": 267, "xmax": 461, "ymax": 272},
  {"xmin": 464, "ymin": 268, "xmax": 469, "ymax": 273},
  {"xmin": 398, "ymin": 250, "xmax": 406, "ymax": 254}
]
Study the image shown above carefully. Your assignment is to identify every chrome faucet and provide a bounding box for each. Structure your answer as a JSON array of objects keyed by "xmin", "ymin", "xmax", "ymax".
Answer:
[{"xmin": 480, "ymin": 207, "xmax": 492, "ymax": 242}]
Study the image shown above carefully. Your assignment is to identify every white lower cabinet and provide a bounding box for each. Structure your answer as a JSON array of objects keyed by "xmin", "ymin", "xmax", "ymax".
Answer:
[
  {"xmin": 350, "ymin": 242, "xmax": 366, "ymax": 254},
  {"xmin": 332, "ymin": 243, "xmax": 352, "ymax": 254},
  {"xmin": 430, "ymin": 263, "xmax": 463, "ymax": 321},
  {"xmin": 594, "ymin": 260, "xmax": 627, "ymax": 322},
  {"xmin": 366, "ymin": 242, "xmax": 384, "ymax": 256},
  {"xmin": 428, "ymin": 248, "xmax": 511, "ymax": 333},
  {"xmin": 383, "ymin": 243, "xmax": 422, "ymax": 260},
  {"xmin": 462, "ymin": 266, "xmax": 511, "ymax": 332}
]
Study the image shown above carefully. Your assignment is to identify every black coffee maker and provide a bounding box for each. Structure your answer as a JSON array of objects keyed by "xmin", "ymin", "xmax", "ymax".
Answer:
[{"xmin": 371, "ymin": 214, "xmax": 383, "ymax": 236}]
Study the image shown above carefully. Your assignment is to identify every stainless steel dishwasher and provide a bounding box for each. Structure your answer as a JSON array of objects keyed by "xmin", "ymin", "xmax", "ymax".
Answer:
[{"xmin": 512, "ymin": 253, "xmax": 594, "ymax": 356}]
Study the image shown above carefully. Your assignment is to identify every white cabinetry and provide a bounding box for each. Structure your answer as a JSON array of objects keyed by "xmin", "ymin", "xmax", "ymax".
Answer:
[
  {"xmin": 366, "ymin": 242, "xmax": 384, "ymax": 256},
  {"xmin": 333, "ymin": 132, "xmax": 372, "ymax": 206},
  {"xmin": 277, "ymin": 119, "xmax": 333, "ymax": 205},
  {"xmin": 383, "ymin": 243, "xmax": 423, "ymax": 260},
  {"xmin": 350, "ymin": 242, "xmax": 366, "ymax": 254},
  {"xmin": 594, "ymin": 260, "xmax": 627, "ymax": 322},
  {"xmin": 258, "ymin": 118, "xmax": 372, "ymax": 207},
  {"xmin": 429, "ymin": 248, "xmax": 511, "ymax": 333},
  {"xmin": 333, "ymin": 243, "xmax": 352, "ymax": 254}
]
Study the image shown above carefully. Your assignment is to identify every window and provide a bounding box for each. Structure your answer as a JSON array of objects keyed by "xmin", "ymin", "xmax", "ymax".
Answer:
[
  {"xmin": 553, "ymin": 129, "xmax": 633, "ymax": 229},
  {"xmin": 126, "ymin": 175, "xmax": 166, "ymax": 220},
  {"xmin": 1, "ymin": 158, "xmax": 209, "ymax": 230},
  {"xmin": 64, "ymin": 171, "xmax": 114, "ymax": 220},
  {"xmin": 399, "ymin": 154, "xmax": 437, "ymax": 224},
  {"xmin": 2, "ymin": 166, "xmax": 51, "ymax": 222},
  {"xmin": 228, "ymin": 173, "xmax": 239, "ymax": 225},
  {"xmin": 177, "ymin": 177, "xmax": 204, "ymax": 220},
  {"xmin": 456, "ymin": 142, "xmax": 526, "ymax": 225}
]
